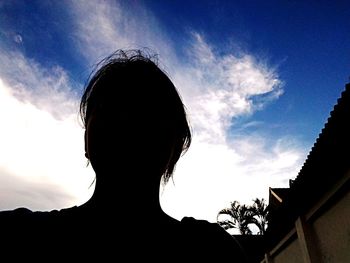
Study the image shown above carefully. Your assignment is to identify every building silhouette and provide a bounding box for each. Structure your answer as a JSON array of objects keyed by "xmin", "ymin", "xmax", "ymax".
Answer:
[{"xmin": 259, "ymin": 82, "xmax": 350, "ymax": 262}]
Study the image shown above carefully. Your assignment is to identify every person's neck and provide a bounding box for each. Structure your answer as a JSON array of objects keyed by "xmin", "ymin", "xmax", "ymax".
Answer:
[{"xmin": 88, "ymin": 171, "xmax": 166, "ymax": 217}]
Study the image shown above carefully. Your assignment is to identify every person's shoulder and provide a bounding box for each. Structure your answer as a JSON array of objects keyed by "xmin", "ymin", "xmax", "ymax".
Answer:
[
  {"xmin": 180, "ymin": 216, "xmax": 249, "ymax": 262},
  {"xmin": 0, "ymin": 207, "xmax": 34, "ymax": 220},
  {"xmin": 181, "ymin": 216, "xmax": 233, "ymax": 242},
  {"xmin": 0, "ymin": 205, "xmax": 79, "ymax": 225},
  {"xmin": 181, "ymin": 216, "xmax": 230, "ymax": 237}
]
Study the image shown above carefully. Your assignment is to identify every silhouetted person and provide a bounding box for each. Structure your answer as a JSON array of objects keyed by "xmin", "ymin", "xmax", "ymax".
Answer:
[{"xmin": 0, "ymin": 50, "xmax": 248, "ymax": 261}]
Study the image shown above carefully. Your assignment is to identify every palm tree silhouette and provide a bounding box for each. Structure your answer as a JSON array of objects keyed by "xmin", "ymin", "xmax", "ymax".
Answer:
[
  {"xmin": 217, "ymin": 201, "xmax": 256, "ymax": 235},
  {"xmin": 250, "ymin": 198, "xmax": 269, "ymax": 235},
  {"xmin": 217, "ymin": 198, "xmax": 269, "ymax": 235}
]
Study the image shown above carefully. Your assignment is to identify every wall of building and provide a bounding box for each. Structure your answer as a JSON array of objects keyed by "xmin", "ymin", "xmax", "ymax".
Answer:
[
  {"xmin": 261, "ymin": 170, "xmax": 350, "ymax": 263},
  {"xmin": 273, "ymin": 237, "xmax": 302, "ymax": 263},
  {"xmin": 311, "ymin": 190, "xmax": 350, "ymax": 262}
]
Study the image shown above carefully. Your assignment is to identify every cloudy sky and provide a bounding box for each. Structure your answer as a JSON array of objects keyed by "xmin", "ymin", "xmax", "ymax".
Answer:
[{"xmin": 0, "ymin": 0, "xmax": 349, "ymax": 223}]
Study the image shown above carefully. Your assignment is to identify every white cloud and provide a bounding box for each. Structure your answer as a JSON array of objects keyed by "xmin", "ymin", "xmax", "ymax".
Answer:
[
  {"xmin": 161, "ymin": 34, "xmax": 305, "ymax": 221},
  {"xmin": 69, "ymin": 0, "xmax": 128, "ymax": 61},
  {"xmin": 0, "ymin": 51, "xmax": 78, "ymax": 119},
  {"xmin": 162, "ymin": 133, "xmax": 305, "ymax": 222},
  {"xmin": 68, "ymin": 0, "xmax": 174, "ymax": 67},
  {"xmin": 173, "ymin": 33, "xmax": 283, "ymax": 143},
  {"xmin": 0, "ymin": 52, "xmax": 94, "ymax": 211}
]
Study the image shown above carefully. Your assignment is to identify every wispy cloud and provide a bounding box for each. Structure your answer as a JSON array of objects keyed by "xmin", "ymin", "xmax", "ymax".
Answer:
[
  {"xmin": 0, "ymin": 50, "xmax": 94, "ymax": 211},
  {"xmin": 174, "ymin": 32, "xmax": 283, "ymax": 143},
  {"xmin": 68, "ymin": 0, "xmax": 174, "ymax": 67},
  {"xmin": 0, "ymin": 50, "xmax": 78, "ymax": 119},
  {"xmin": 158, "ymin": 31, "xmax": 304, "ymax": 221}
]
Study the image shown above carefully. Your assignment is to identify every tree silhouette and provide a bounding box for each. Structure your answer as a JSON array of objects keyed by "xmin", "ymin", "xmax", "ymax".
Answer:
[
  {"xmin": 250, "ymin": 198, "xmax": 269, "ymax": 235},
  {"xmin": 217, "ymin": 198, "xmax": 269, "ymax": 235},
  {"xmin": 217, "ymin": 201, "xmax": 256, "ymax": 235}
]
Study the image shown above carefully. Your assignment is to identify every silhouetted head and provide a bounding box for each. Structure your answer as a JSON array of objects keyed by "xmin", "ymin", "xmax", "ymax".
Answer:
[{"xmin": 80, "ymin": 49, "xmax": 191, "ymax": 184}]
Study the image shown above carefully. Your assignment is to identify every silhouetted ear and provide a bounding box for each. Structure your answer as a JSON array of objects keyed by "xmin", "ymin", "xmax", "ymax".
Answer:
[{"xmin": 84, "ymin": 130, "xmax": 89, "ymax": 159}]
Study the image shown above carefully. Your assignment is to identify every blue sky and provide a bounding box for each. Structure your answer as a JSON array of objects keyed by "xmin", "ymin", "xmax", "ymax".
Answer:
[{"xmin": 0, "ymin": 0, "xmax": 349, "ymax": 223}]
